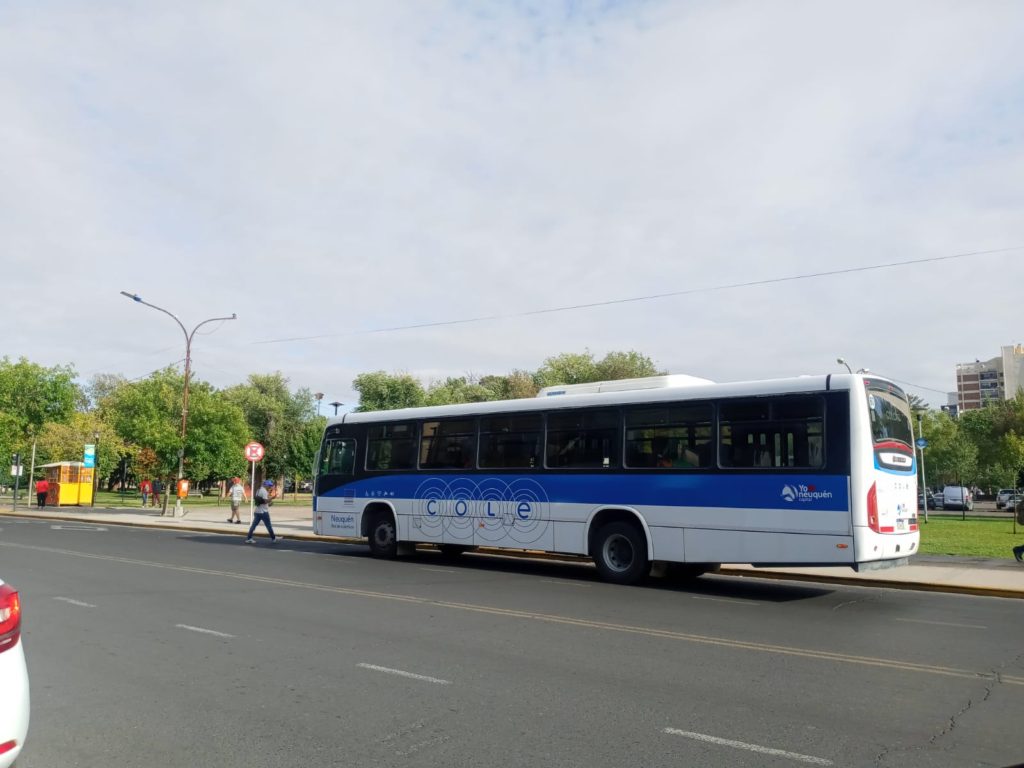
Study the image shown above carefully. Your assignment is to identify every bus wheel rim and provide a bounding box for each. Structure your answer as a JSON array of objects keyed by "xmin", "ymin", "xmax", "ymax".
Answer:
[{"xmin": 603, "ymin": 533, "xmax": 634, "ymax": 572}]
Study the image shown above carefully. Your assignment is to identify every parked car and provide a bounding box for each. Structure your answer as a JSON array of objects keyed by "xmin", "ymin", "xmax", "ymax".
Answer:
[
  {"xmin": 0, "ymin": 578, "xmax": 29, "ymax": 768},
  {"xmin": 918, "ymin": 490, "xmax": 937, "ymax": 509},
  {"xmin": 942, "ymin": 485, "xmax": 974, "ymax": 512},
  {"xmin": 996, "ymin": 489, "xmax": 1016, "ymax": 509},
  {"xmin": 931, "ymin": 490, "xmax": 944, "ymax": 509}
]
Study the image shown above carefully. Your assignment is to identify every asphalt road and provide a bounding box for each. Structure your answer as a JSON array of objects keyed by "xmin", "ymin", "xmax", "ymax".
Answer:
[{"xmin": 1, "ymin": 516, "xmax": 1021, "ymax": 768}]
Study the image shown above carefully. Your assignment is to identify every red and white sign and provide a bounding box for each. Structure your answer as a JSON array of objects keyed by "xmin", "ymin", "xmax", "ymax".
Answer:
[{"xmin": 244, "ymin": 441, "xmax": 265, "ymax": 462}]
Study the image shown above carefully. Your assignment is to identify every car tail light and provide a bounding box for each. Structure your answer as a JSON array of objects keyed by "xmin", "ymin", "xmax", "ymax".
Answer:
[
  {"xmin": 0, "ymin": 584, "xmax": 22, "ymax": 652},
  {"xmin": 867, "ymin": 482, "xmax": 880, "ymax": 533}
]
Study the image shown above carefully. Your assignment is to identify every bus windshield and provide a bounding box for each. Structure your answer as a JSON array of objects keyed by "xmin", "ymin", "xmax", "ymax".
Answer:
[{"xmin": 865, "ymin": 380, "xmax": 913, "ymax": 447}]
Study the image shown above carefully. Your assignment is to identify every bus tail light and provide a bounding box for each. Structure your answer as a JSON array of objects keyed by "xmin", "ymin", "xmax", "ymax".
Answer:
[
  {"xmin": 0, "ymin": 584, "xmax": 22, "ymax": 653},
  {"xmin": 867, "ymin": 483, "xmax": 880, "ymax": 533}
]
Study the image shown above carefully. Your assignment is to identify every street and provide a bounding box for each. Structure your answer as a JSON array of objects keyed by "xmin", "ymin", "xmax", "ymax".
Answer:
[{"xmin": 1, "ymin": 517, "xmax": 1022, "ymax": 768}]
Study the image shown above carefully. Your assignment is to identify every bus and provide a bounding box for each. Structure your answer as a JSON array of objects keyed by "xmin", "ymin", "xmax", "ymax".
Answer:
[{"xmin": 312, "ymin": 373, "xmax": 919, "ymax": 584}]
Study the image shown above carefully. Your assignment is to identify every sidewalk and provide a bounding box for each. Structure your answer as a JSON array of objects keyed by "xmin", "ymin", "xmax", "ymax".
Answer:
[{"xmin": 3, "ymin": 501, "xmax": 1022, "ymax": 599}]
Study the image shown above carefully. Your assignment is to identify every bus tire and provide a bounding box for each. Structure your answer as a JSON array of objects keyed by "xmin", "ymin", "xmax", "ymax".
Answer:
[
  {"xmin": 437, "ymin": 544, "xmax": 472, "ymax": 559},
  {"xmin": 592, "ymin": 521, "xmax": 649, "ymax": 585},
  {"xmin": 367, "ymin": 512, "xmax": 398, "ymax": 559}
]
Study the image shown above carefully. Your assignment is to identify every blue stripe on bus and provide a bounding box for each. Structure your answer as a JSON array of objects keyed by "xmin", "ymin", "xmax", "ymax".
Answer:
[{"xmin": 320, "ymin": 473, "xmax": 850, "ymax": 512}]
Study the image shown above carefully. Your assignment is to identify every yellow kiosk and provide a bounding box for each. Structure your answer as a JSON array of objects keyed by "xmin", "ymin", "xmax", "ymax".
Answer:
[{"xmin": 41, "ymin": 462, "xmax": 94, "ymax": 506}]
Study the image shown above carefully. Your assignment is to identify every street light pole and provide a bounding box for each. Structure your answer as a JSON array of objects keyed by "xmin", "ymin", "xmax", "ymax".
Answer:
[
  {"xmin": 314, "ymin": 392, "xmax": 324, "ymax": 416},
  {"xmin": 918, "ymin": 413, "xmax": 929, "ymax": 524},
  {"xmin": 120, "ymin": 291, "xmax": 236, "ymax": 517},
  {"xmin": 329, "ymin": 401, "xmax": 344, "ymax": 416},
  {"xmin": 91, "ymin": 430, "xmax": 99, "ymax": 507},
  {"xmin": 836, "ymin": 357, "xmax": 853, "ymax": 374}
]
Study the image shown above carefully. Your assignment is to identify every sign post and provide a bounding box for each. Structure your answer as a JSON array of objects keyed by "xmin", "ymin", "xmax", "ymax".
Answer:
[
  {"xmin": 916, "ymin": 416, "xmax": 929, "ymax": 524},
  {"xmin": 11, "ymin": 454, "xmax": 22, "ymax": 512},
  {"xmin": 244, "ymin": 441, "xmax": 265, "ymax": 526}
]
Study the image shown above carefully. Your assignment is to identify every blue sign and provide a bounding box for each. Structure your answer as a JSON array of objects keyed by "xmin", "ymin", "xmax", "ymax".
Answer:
[
  {"xmin": 83, "ymin": 444, "xmax": 96, "ymax": 468},
  {"xmin": 915, "ymin": 438, "xmax": 928, "ymax": 449}
]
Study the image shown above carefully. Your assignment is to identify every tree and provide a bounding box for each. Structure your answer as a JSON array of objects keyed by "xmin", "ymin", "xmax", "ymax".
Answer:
[
  {"xmin": 424, "ymin": 377, "xmax": 497, "ymax": 406},
  {"xmin": 35, "ymin": 412, "xmax": 127, "ymax": 485},
  {"xmin": 105, "ymin": 368, "xmax": 247, "ymax": 481},
  {"xmin": 532, "ymin": 350, "xmax": 664, "ymax": 389},
  {"xmin": 223, "ymin": 373, "xmax": 319, "ymax": 480},
  {"xmin": 0, "ymin": 357, "xmax": 80, "ymax": 441},
  {"xmin": 907, "ymin": 394, "xmax": 929, "ymax": 414},
  {"xmin": 352, "ymin": 372, "xmax": 425, "ymax": 412}
]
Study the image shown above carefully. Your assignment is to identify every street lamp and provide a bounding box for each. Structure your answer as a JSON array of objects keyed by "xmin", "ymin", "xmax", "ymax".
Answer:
[
  {"xmin": 120, "ymin": 291, "xmax": 237, "ymax": 517},
  {"xmin": 836, "ymin": 357, "xmax": 853, "ymax": 374},
  {"xmin": 314, "ymin": 392, "xmax": 324, "ymax": 415},
  {"xmin": 91, "ymin": 430, "xmax": 99, "ymax": 508},
  {"xmin": 329, "ymin": 401, "xmax": 344, "ymax": 416}
]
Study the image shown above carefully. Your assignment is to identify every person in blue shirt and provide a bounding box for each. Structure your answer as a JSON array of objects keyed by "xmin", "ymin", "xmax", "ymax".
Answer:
[{"xmin": 245, "ymin": 479, "xmax": 282, "ymax": 544}]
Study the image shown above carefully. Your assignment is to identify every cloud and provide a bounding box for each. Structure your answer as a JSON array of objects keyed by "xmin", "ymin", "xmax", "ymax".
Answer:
[{"xmin": 1, "ymin": 0, "xmax": 1022, "ymax": 408}]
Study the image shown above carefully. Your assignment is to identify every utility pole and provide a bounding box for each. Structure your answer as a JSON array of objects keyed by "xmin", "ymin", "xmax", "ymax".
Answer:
[
  {"xmin": 120, "ymin": 291, "xmax": 236, "ymax": 517},
  {"xmin": 918, "ymin": 413, "xmax": 928, "ymax": 524}
]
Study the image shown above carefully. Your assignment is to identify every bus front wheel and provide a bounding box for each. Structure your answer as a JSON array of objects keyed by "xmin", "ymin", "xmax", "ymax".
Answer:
[
  {"xmin": 593, "ymin": 521, "xmax": 649, "ymax": 585},
  {"xmin": 368, "ymin": 514, "xmax": 398, "ymax": 559}
]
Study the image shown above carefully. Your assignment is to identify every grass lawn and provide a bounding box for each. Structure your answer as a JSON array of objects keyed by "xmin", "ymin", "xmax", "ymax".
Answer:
[
  {"xmin": 918, "ymin": 517, "xmax": 1024, "ymax": 559},
  {"xmin": 94, "ymin": 490, "xmax": 314, "ymax": 508}
]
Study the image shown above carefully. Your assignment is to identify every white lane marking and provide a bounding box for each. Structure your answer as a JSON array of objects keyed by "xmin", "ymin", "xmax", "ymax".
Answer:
[
  {"xmin": 896, "ymin": 618, "xmax": 987, "ymax": 630},
  {"xmin": 692, "ymin": 595, "xmax": 757, "ymax": 606},
  {"xmin": 175, "ymin": 623, "xmax": 235, "ymax": 639},
  {"xmin": 50, "ymin": 524, "xmax": 108, "ymax": 532},
  {"xmin": 54, "ymin": 596, "xmax": 96, "ymax": 608},
  {"xmin": 664, "ymin": 728, "xmax": 832, "ymax": 765},
  {"xmin": 357, "ymin": 663, "xmax": 451, "ymax": 685},
  {"xmin": 419, "ymin": 566, "xmax": 457, "ymax": 574},
  {"xmin": 540, "ymin": 579, "xmax": 592, "ymax": 588}
]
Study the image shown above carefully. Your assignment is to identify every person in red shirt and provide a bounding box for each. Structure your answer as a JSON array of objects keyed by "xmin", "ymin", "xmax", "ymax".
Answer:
[
  {"xmin": 140, "ymin": 478, "xmax": 152, "ymax": 507},
  {"xmin": 35, "ymin": 478, "xmax": 49, "ymax": 509}
]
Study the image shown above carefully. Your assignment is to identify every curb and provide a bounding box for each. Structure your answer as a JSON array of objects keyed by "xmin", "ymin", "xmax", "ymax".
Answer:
[{"xmin": 3, "ymin": 509, "xmax": 1021, "ymax": 599}]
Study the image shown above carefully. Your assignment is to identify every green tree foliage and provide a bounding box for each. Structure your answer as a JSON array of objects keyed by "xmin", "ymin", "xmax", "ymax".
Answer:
[
  {"xmin": 105, "ymin": 368, "xmax": 247, "ymax": 481},
  {"xmin": 907, "ymin": 393, "xmax": 929, "ymax": 414},
  {"xmin": 0, "ymin": 357, "xmax": 80, "ymax": 441},
  {"xmin": 222, "ymin": 373, "xmax": 320, "ymax": 479},
  {"xmin": 533, "ymin": 350, "xmax": 663, "ymax": 389},
  {"xmin": 424, "ymin": 377, "xmax": 497, "ymax": 406},
  {"xmin": 352, "ymin": 372, "xmax": 425, "ymax": 412},
  {"xmin": 36, "ymin": 412, "xmax": 128, "ymax": 483}
]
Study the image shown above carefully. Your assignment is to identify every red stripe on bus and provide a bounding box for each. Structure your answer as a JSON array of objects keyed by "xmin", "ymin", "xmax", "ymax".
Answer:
[{"xmin": 880, "ymin": 526, "xmax": 895, "ymax": 533}]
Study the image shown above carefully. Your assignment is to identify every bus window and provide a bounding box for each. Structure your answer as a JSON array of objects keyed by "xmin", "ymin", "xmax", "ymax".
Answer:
[
  {"xmin": 624, "ymin": 403, "xmax": 712, "ymax": 468},
  {"xmin": 479, "ymin": 413, "xmax": 543, "ymax": 469},
  {"xmin": 546, "ymin": 409, "xmax": 620, "ymax": 469},
  {"xmin": 420, "ymin": 419, "xmax": 477, "ymax": 470},
  {"xmin": 366, "ymin": 422, "xmax": 417, "ymax": 471},
  {"xmin": 319, "ymin": 438, "xmax": 356, "ymax": 476},
  {"xmin": 719, "ymin": 396, "xmax": 824, "ymax": 469}
]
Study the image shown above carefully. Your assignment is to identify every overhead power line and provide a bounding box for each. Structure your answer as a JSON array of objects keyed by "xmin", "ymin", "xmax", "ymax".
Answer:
[{"xmin": 250, "ymin": 245, "xmax": 1024, "ymax": 346}]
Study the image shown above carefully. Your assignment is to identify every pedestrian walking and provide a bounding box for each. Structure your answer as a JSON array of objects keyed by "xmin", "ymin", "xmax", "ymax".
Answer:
[
  {"xmin": 140, "ymin": 478, "xmax": 152, "ymax": 507},
  {"xmin": 226, "ymin": 476, "xmax": 247, "ymax": 524},
  {"xmin": 35, "ymin": 478, "xmax": 49, "ymax": 509},
  {"xmin": 152, "ymin": 478, "xmax": 163, "ymax": 508},
  {"xmin": 245, "ymin": 479, "xmax": 281, "ymax": 544}
]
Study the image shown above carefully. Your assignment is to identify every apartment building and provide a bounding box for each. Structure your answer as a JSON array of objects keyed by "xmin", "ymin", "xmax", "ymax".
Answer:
[{"xmin": 955, "ymin": 344, "xmax": 1024, "ymax": 411}]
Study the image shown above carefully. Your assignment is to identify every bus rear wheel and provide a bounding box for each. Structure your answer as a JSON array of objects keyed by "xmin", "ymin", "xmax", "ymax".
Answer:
[
  {"xmin": 593, "ymin": 521, "xmax": 649, "ymax": 585},
  {"xmin": 367, "ymin": 513, "xmax": 398, "ymax": 559}
]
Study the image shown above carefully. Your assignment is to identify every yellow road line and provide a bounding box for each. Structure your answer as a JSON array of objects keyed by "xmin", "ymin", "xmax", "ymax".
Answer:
[{"xmin": 3, "ymin": 540, "xmax": 1021, "ymax": 687}]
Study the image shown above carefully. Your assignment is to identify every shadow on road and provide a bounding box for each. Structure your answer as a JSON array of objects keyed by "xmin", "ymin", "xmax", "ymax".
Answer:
[{"xmin": 177, "ymin": 533, "xmax": 834, "ymax": 603}]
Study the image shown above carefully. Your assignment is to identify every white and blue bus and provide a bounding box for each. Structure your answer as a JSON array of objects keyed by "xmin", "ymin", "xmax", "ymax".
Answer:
[{"xmin": 313, "ymin": 374, "xmax": 919, "ymax": 584}]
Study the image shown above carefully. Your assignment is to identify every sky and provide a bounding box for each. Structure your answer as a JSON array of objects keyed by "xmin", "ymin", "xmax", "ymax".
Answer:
[{"xmin": 2, "ymin": 0, "xmax": 1023, "ymax": 411}]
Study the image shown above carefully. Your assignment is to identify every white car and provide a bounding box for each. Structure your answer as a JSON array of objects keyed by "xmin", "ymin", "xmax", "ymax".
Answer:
[
  {"xmin": 996, "ymin": 489, "xmax": 1015, "ymax": 509},
  {"xmin": 0, "ymin": 579, "xmax": 29, "ymax": 768}
]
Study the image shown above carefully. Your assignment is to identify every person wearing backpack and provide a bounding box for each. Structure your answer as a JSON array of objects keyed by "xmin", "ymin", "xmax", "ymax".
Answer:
[{"xmin": 245, "ymin": 479, "xmax": 282, "ymax": 544}]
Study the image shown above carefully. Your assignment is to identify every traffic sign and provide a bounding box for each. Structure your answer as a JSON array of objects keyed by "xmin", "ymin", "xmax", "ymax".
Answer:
[
  {"xmin": 915, "ymin": 437, "xmax": 928, "ymax": 449},
  {"xmin": 244, "ymin": 441, "xmax": 265, "ymax": 462}
]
